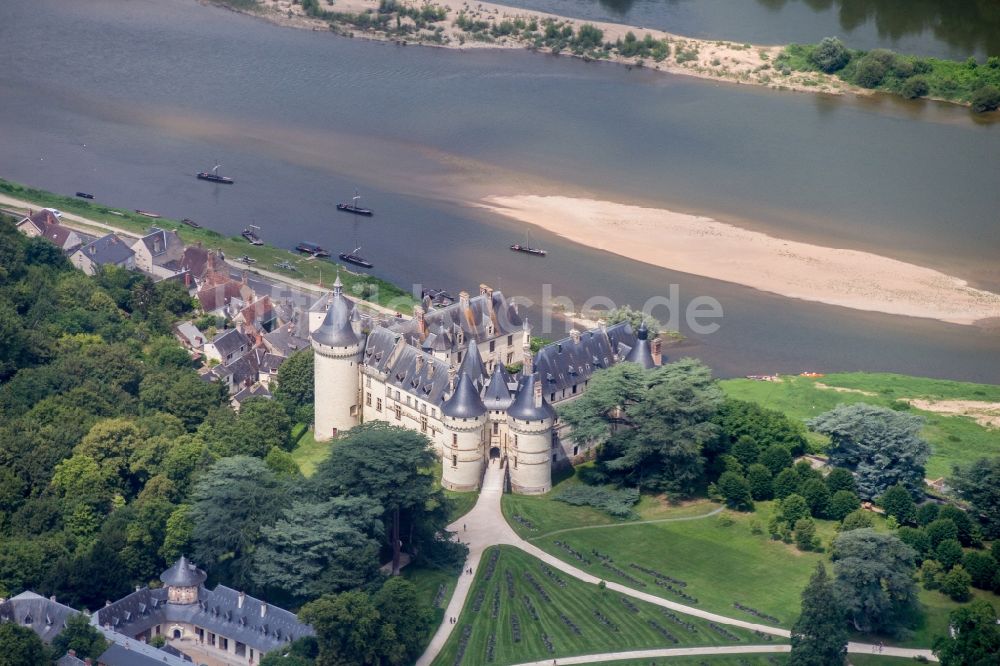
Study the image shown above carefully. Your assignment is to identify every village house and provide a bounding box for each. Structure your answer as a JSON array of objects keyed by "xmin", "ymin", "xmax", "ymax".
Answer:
[
  {"xmin": 70, "ymin": 234, "xmax": 136, "ymax": 276},
  {"xmin": 131, "ymin": 227, "xmax": 186, "ymax": 279},
  {"xmin": 15, "ymin": 209, "xmax": 83, "ymax": 253}
]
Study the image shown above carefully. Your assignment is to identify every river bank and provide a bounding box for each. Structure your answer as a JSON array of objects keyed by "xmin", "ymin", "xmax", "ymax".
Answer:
[
  {"xmin": 216, "ymin": 0, "xmax": 859, "ymax": 98},
  {"xmin": 480, "ymin": 195, "xmax": 1000, "ymax": 327}
]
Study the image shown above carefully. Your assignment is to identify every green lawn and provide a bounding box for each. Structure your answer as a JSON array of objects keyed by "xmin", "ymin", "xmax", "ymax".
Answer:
[
  {"xmin": 720, "ymin": 373, "xmax": 1000, "ymax": 478},
  {"xmin": 289, "ymin": 427, "xmax": 331, "ymax": 477},
  {"xmin": 405, "ymin": 564, "xmax": 459, "ymax": 652},
  {"xmin": 432, "ymin": 546, "xmax": 786, "ymax": 666},
  {"xmin": 568, "ymin": 657, "xmax": 788, "ymax": 666}
]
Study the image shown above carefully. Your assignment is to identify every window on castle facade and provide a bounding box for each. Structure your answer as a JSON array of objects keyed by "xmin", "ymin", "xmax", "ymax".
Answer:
[
  {"xmin": 376, "ymin": 398, "xmax": 382, "ymax": 412},
  {"xmin": 394, "ymin": 390, "xmax": 400, "ymax": 401},
  {"xmin": 493, "ymin": 422, "xmax": 499, "ymax": 435},
  {"xmin": 421, "ymin": 417, "xmax": 427, "ymax": 434},
  {"xmin": 489, "ymin": 340, "xmax": 495, "ymax": 353},
  {"xmin": 507, "ymin": 335, "xmax": 513, "ymax": 346},
  {"xmin": 572, "ymin": 384, "xmax": 577, "ymax": 394},
  {"xmin": 452, "ymin": 433, "xmax": 458, "ymax": 446},
  {"xmin": 366, "ymin": 376, "xmax": 372, "ymax": 388},
  {"xmin": 507, "ymin": 352, "xmax": 513, "ymax": 364},
  {"xmin": 366, "ymin": 392, "xmax": 372, "ymax": 406},
  {"xmin": 452, "ymin": 454, "xmax": 457, "ymax": 468},
  {"xmin": 395, "ymin": 405, "xmax": 401, "ymax": 421}
]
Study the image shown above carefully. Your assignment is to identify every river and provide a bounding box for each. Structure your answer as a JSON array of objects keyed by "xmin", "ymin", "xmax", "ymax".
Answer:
[{"xmin": 0, "ymin": 0, "xmax": 998, "ymax": 382}]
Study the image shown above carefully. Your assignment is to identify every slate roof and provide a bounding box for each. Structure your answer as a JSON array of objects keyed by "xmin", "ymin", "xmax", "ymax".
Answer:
[
  {"xmin": 233, "ymin": 383, "xmax": 272, "ymax": 406},
  {"xmin": 258, "ymin": 352, "xmax": 285, "ymax": 375},
  {"xmin": 312, "ymin": 279, "xmax": 359, "ymax": 348},
  {"xmin": 264, "ymin": 320, "xmax": 310, "ymax": 357},
  {"xmin": 160, "ymin": 556, "xmax": 207, "ymax": 587},
  {"xmin": 41, "ymin": 222, "xmax": 81, "ymax": 252},
  {"xmin": 96, "ymin": 585, "xmax": 313, "ymax": 655},
  {"xmin": 238, "ymin": 296, "xmax": 276, "ymax": 330},
  {"xmin": 197, "ymin": 281, "xmax": 247, "ymax": 314},
  {"xmin": 458, "ymin": 342, "xmax": 487, "ymax": 389},
  {"xmin": 97, "ymin": 636, "xmax": 192, "ymax": 666},
  {"xmin": 174, "ymin": 322, "xmax": 205, "ymax": 349},
  {"xmin": 0, "ymin": 591, "xmax": 79, "ymax": 643},
  {"xmin": 56, "ymin": 654, "xmax": 87, "ymax": 666},
  {"xmin": 75, "ymin": 234, "xmax": 135, "ymax": 267},
  {"xmin": 390, "ymin": 288, "xmax": 521, "ymax": 347},
  {"xmin": 363, "ymin": 327, "xmax": 452, "ymax": 406},
  {"xmin": 211, "ymin": 329, "xmax": 250, "ymax": 362},
  {"xmin": 138, "ymin": 227, "xmax": 185, "ymax": 266},
  {"xmin": 442, "ymin": 371, "xmax": 487, "ymax": 419},
  {"xmin": 179, "ymin": 245, "xmax": 223, "ymax": 282},
  {"xmin": 624, "ymin": 322, "xmax": 657, "ymax": 369},
  {"xmin": 482, "ymin": 363, "xmax": 515, "ymax": 411},
  {"xmin": 205, "ymin": 352, "xmax": 260, "ymax": 391},
  {"xmin": 533, "ymin": 322, "xmax": 636, "ymax": 397},
  {"xmin": 507, "ymin": 373, "xmax": 556, "ymax": 421}
]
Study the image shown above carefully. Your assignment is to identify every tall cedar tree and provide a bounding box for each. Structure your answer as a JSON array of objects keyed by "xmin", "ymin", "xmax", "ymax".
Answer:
[
  {"xmin": 952, "ymin": 456, "xmax": 1000, "ymax": 539},
  {"xmin": 832, "ymin": 528, "xmax": 918, "ymax": 634},
  {"xmin": 560, "ymin": 358, "xmax": 722, "ymax": 494},
  {"xmin": 808, "ymin": 403, "xmax": 929, "ymax": 500},
  {"xmin": 311, "ymin": 422, "xmax": 444, "ymax": 575},
  {"xmin": 789, "ymin": 563, "xmax": 848, "ymax": 665}
]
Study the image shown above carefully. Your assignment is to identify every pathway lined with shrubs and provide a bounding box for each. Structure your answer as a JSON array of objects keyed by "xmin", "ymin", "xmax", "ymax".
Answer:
[{"xmin": 417, "ymin": 464, "xmax": 938, "ymax": 665}]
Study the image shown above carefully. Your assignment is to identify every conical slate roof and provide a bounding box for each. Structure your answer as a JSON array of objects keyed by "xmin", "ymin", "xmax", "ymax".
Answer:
[
  {"xmin": 482, "ymin": 363, "xmax": 514, "ymax": 410},
  {"xmin": 507, "ymin": 373, "xmax": 555, "ymax": 422},
  {"xmin": 442, "ymin": 371, "xmax": 487, "ymax": 419},
  {"xmin": 160, "ymin": 555, "xmax": 207, "ymax": 587},
  {"xmin": 624, "ymin": 322, "xmax": 656, "ymax": 369},
  {"xmin": 312, "ymin": 276, "xmax": 359, "ymax": 348},
  {"xmin": 459, "ymin": 341, "xmax": 486, "ymax": 387}
]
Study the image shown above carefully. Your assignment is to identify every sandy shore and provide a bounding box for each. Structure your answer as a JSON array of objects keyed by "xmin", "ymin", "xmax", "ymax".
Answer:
[
  {"xmin": 236, "ymin": 0, "xmax": 857, "ymax": 97},
  {"xmin": 480, "ymin": 195, "xmax": 1000, "ymax": 326}
]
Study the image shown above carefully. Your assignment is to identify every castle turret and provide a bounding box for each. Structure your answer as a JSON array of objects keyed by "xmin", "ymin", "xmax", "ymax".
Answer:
[
  {"xmin": 311, "ymin": 276, "xmax": 362, "ymax": 441},
  {"xmin": 440, "ymin": 372, "xmax": 487, "ymax": 492},
  {"xmin": 507, "ymin": 373, "xmax": 555, "ymax": 494},
  {"xmin": 160, "ymin": 555, "xmax": 206, "ymax": 605},
  {"xmin": 624, "ymin": 322, "xmax": 657, "ymax": 369}
]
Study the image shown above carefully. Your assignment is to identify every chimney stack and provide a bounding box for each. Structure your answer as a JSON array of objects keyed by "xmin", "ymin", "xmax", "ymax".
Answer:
[
  {"xmin": 238, "ymin": 591, "xmax": 246, "ymax": 609},
  {"xmin": 260, "ymin": 602, "xmax": 268, "ymax": 618},
  {"xmin": 570, "ymin": 329, "xmax": 581, "ymax": 344},
  {"xmin": 414, "ymin": 305, "xmax": 426, "ymax": 336},
  {"xmin": 459, "ymin": 290, "xmax": 470, "ymax": 310},
  {"xmin": 523, "ymin": 351, "xmax": 533, "ymax": 375},
  {"xmin": 533, "ymin": 377, "xmax": 542, "ymax": 408},
  {"xmin": 652, "ymin": 337, "xmax": 662, "ymax": 365}
]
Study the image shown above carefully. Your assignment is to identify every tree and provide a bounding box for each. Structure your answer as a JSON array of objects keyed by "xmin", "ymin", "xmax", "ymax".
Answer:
[
  {"xmin": 0, "ymin": 622, "xmax": 50, "ymax": 666},
  {"xmin": 373, "ymin": 577, "xmax": 434, "ymax": 665},
  {"xmin": 926, "ymin": 518, "xmax": 959, "ymax": 548},
  {"xmin": 879, "ymin": 483, "xmax": 917, "ymax": 525},
  {"xmin": 713, "ymin": 399, "xmax": 807, "ymax": 457},
  {"xmin": 831, "ymin": 529, "xmax": 918, "ymax": 633},
  {"xmin": 312, "ymin": 422, "xmax": 445, "ymax": 575},
  {"xmin": 795, "ymin": 518, "xmax": 819, "ymax": 551},
  {"xmin": 962, "ymin": 551, "xmax": 998, "ymax": 590},
  {"xmin": 808, "ymin": 37, "xmax": 850, "ymax": 73},
  {"xmin": 780, "ymin": 494, "xmax": 810, "ymax": 525},
  {"xmin": 825, "ymin": 467, "xmax": 856, "ymax": 495},
  {"xmin": 952, "ymin": 457, "xmax": 1000, "ymax": 538},
  {"xmin": 717, "ymin": 471, "xmax": 753, "ymax": 510},
  {"xmin": 789, "ymin": 563, "xmax": 847, "ymax": 665},
  {"xmin": 251, "ymin": 497, "xmax": 384, "ymax": 600},
  {"xmin": 935, "ymin": 539, "xmax": 964, "ymax": 571},
  {"xmin": 730, "ymin": 436, "xmax": 760, "ymax": 469},
  {"xmin": 51, "ymin": 613, "xmax": 108, "ymax": 661},
  {"xmin": 746, "ymin": 463, "xmax": 773, "ymax": 501},
  {"xmin": 916, "ymin": 502, "xmax": 940, "ymax": 526},
  {"xmin": 940, "ymin": 565, "xmax": 972, "ymax": 602},
  {"xmin": 896, "ymin": 526, "xmax": 931, "ymax": 561},
  {"xmin": 800, "ymin": 478, "xmax": 831, "ymax": 519},
  {"xmin": 299, "ymin": 590, "xmax": 383, "ymax": 666},
  {"xmin": 758, "ymin": 445, "xmax": 793, "ymax": 476},
  {"xmin": 971, "ymin": 84, "xmax": 1000, "ymax": 113},
  {"xmin": 920, "ymin": 559, "xmax": 944, "ymax": 590},
  {"xmin": 901, "ymin": 76, "xmax": 930, "ymax": 99},
  {"xmin": 189, "ymin": 456, "xmax": 291, "ymax": 589},
  {"xmin": 938, "ymin": 505, "xmax": 975, "ymax": 546},
  {"xmin": 773, "ymin": 468, "xmax": 800, "ymax": 500},
  {"xmin": 809, "ymin": 404, "xmax": 929, "ymax": 500},
  {"xmin": 273, "ymin": 348, "xmax": 314, "ymax": 422},
  {"xmin": 139, "ymin": 369, "xmax": 227, "ymax": 430},
  {"xmin": 934, "ymin": 600, "xmax": 1000, "ymax": 665},
  {"xmin": 604, "ymin": 304, "xmax": 662, "ymax": 337},
  {"xmin": 852, "ymin": 49, "xmax": 897, "ymax": 88},
  {"xmin": 828, "ymin": 490, "xmax": 860, "ymax": 521},
  {"xmin": 239, "ymin": 397, "xmax": 293, "ymax": 452},
  {"xmin": 561, "ymin": 359, "xmax": 722, "ymax": 495}
]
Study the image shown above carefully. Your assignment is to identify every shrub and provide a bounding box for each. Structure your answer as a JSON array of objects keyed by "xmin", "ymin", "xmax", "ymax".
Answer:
[
  {"xmin": 935, "ymin": 539, "xmax": 965, "ymax": 571},
  {"xmin": 758, "ymin": 445, "xmax": 793, "ymax": 476},
  {"xmin": 926, "ymin": 518, "xmax": 958, "ymax": 548},
  {"xmin": 900, "ymin": 76, "xmax": 930, "ymax": 99},
  {"xmin": 717, "ymin": 471, "xmax": 754, "ymax": 511},
  {"xmin": 773, "ymin": 468, "xmax": 799, "ymax": 500},
  {"xmin": 853, "ymin": 49, "xmax": 896, "ymax": 88},
  {"xmin": 808, "ymin": 37, "xmax": 851, "ymax": 73},
  {"xmin": 825, "ymin": 467, "xmax": 856, "ymax": 494},
  {"xmin": 840, "ymin": 509, "xmax": 874, "ymax": 532},
  {"xmin": 794, "ymin": 518, "xmax": 818, "ymax": 551},
  {"xmin": 829, "ymin": 490, "xmax": 861, "ymax": 521},
  {"xmin": 553, "ymin": 484, "xmax": 640, "ymax": 518},
  {"xmin": 746, "ymin": 464, "xmax": 773, "ymax": 501},
  {"xmin": 916, "ymin": 503, "xmax": 940, "ymax": 526},
  {"xmin": 940, "ymin": 565, "xmax": 972, "ymax": 601},
  {"xmin": 801, "ymin": 478, "xmax": 831, "ymax": 519},
  {"xmin": 879, "ymin": 483, "xmax": 917, "ymax": 525},
  {"xmin": 970, "ymin": 84, "xmax": 1000, "ymax": 113},
  {"xmin": 920, "ymin": 559, "xmax": 943, "ymax": 590},
  {"xmin": 939, "ymin": 505, "xmax": 975, "ymax": 546},
  {"xmin": 780, "ymin": 494, "xmax": 810, "ymax": 525},
  {"xmin": 961, "ymin": 551, "xmax": 998, "ymax": 590},
  {"xmin": 896, "ymin": 526, "xmax": 931, "ymax": 560}
]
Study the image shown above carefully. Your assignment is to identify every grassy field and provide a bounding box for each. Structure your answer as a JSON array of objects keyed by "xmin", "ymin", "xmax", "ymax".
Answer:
[
  {"xmin": 567, "ymin": 657, "xmax": 788, "ymax": 666},
  {"xmin": 720, "ymin": 373, "xmax": 1000, "ymax": 478},
  {"xmin": 290, "ymin": 427, "xmax": 330, "ymax": 477},
  {"xmin": 432, "ymin": 546, "xmax": 786, "ymax": 666},
  {"xmin": 0, "ymin": 177, "xmax": 417, "ymax": 313},
  {"xmin": 405, "ymin": 564, "xmax": 458, "ymax": 652}
]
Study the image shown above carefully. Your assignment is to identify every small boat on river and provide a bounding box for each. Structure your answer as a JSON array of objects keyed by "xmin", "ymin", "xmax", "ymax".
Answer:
[
  {"xmin": 510, "ymin": 243, "xmax": 546, "ymax": 257},
  {"xmin": 135, "ymin": 209, "xmax": 161, "ymax": 218},
  {"xmin": 296, "ymin": 241, "xmax": 331, "ymax": 258},
  {"xmin": 339, "ymin": 247, "xmax": 373, "ymax": 268},
  {"xmin": 336, "ymin": 191, "xmax": 373, "ymax": 216},
  {"xmin": 181, "ymin": 218, "xmax": 201, "ymax": 228},
  {"xmin": 76, "ymin": 191, "xmax": 94, "ymax": 200},
  {"xmin": 242, "ymin": 225, "xmax": 264, "ymax": 245},
  {"xmin": 197, "ymin": 163, "xmax": 234, "ymax": 184}
]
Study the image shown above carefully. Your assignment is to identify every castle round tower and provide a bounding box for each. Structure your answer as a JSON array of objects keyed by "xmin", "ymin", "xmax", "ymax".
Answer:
[
  {"xmin": 160, "ymin": 555, "xmax": 206, "ymax": 605},
  {"xmin": 440, "ymin": 372, "xmax": 487, "ymax": 492},
  {"xmin": 507, "ymin": 373, "xmax": 555, "ymax": 495},
  {"xmin": 311, "ymin": 276, "xmax": 362, "ymax": 441}
]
